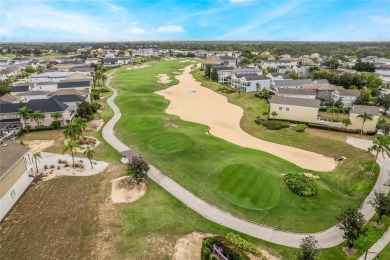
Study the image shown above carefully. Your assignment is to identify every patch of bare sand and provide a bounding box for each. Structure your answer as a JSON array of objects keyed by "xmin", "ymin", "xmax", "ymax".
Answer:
[
  {"xmin": 172, "ymin": 232, "xmax": 280, "ymax": 260},
  {"xmin": 24, "ymin": 140, "xmax": 54, "ymax": 153},
  {"xmin": 85, "ymin": 119, "xmax": 104, "ymax": 132},
  {"xmin": 156, "ymin": 74, "xmax": 172, "ymax": 84},
  {"xmin": 156, "ymin": 65, "xmax": 336, "ymax": 172},
  {"xmin": 111, "ymin": 176, "xmax": 147, "ymax": 203},
  {"xmin": 126, "ymin": 65, "xmax": 151, "ymax": 70}
]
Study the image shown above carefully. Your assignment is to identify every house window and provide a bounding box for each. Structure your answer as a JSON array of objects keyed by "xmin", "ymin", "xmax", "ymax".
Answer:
[
  {"xmin": 279, "ymin": 107, "xmax": 282, "ymax": 110},
  {"xmin": 10, "ymin": 189, "xmax": 16, "ymax": 199},
  {"xmin": 286, "ymin": 108, "xmax": 290, "ymax": 111}
]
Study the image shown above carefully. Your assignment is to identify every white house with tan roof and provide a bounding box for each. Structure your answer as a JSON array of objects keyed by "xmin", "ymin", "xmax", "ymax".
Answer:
[
  {"xmin": 348, "ymin": 105, "xmax": 380, "ymax": 133},
  {"xmin": 332, "ymin": 89, "xmax": 360, "ymax": 108},
  {"xmin": 276, "ymin": 88, "xmax": 317, "ymax": 99}
]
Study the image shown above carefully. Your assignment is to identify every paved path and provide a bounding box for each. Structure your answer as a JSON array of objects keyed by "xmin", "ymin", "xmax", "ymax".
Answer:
[
  {"xmin": 102, "ymin": 69, "xmax": 390, "ymax": 249},
  {"xmin": 358, "ymin": 228, "xmax": 390, "ymax": 260}
]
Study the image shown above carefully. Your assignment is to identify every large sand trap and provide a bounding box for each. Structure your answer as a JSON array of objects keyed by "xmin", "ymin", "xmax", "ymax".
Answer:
[
  {"xmin": 156, "ymin": 65, "xmax": 336, "ymax": 172},
  {"xmin": 156, "ymin": 74, "xmax": 172, "ymax": 84},
  {"xmin": 126, "ymin": 65, "xmax": 150, "ymax": 70},
  {"xmin": 111, "ymin": 176, "xmax": 147, "ymax": 203}
]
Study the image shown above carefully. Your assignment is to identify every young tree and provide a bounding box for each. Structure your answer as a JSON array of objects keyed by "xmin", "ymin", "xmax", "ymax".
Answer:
[
  {"xmin": 61, "ymin": 140, "xmax": 80, "ymax": 168},
  {"xmin": 368, "ymin": 135, "xmax": 390, "ymax": 174},
  {"xmin": 51, "ymin": 112, "xmax": 62, "ymax": 128},
  {"xmin": 204, "ymin": 65, "xmax": 211, "ymax": 78},
  {"xmin": 127, "ymin": 156, "xmax": 150, "ymax": 184},
  {"xmin": 354, "ymin": 88, "xmax": 372, "ymax": 105},
  {"xmin": 262, "ymin": 87, "xmax": 270, "ymax": 99},
  {"xmin": 210, "ymin": 69, "xmax": 218, "ymax": 81},
  {"xmin": 83, "ymin": 146, "xmax": 95, "ymax": 169},
  {"xmin": 24, "ymin": 66, "xmax": 35, "ymax": 74},
  {"xmin": 342, "ymin": 118, "xmax": 352, "ymax": 129},
  {"xmin": 295, "ymin": 236, "xmax": 321, "ymax": 260},
  {"xmin": 271, "ymin": 111, "xmax": 278, "ymax": 120},
  {"xmin": 376, "ymin": 118, "xmax": 390, "ymax": 135},
  {"xmin": 16, "ymin": 106, "xmax": 31, "ymax": 128},
  {"xmin": 101, "ymin": 74, "xmax": 108, "ymax": 86},
  {"xmin": 336, "ymin": 208, "xmax": 365, "ymax": 250},
  {"xmin": 32, "ymin": 152, "xmax": 42, "ymax": 176},
  {"xmin": 357, "ymin": 112, "xmax": 373, "ymax": 133},
  {"xmin": 374, "ymin": 94, "xmax": 390, "ymax": 114},
  {"xmin": 256, "ymin": 82, "xmax": 261, "ymax": 93},
  {"xmin": 77, "ymin": 101, "xmax": 94, "ymax": 120},
  {"xmin": 368, "ymin": 191, "xmax": 390, "ymax": 224}
]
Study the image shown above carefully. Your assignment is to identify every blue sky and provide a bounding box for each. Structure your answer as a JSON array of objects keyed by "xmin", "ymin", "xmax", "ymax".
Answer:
[{"xmin": 0, "ymin": 0, "xmax": 389, "ymax": 42}]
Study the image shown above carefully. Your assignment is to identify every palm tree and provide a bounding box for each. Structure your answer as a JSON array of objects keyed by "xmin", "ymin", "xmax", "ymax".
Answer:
[
  {"xmin": 63, "ymin": 123, "xmax": 82, "ymax": 140},
  {"xmin": 101, "ymin": 74, "xmax": 107, "ymax": 87},
  {"xmin": 61, "ymin": 140, "xmax": 80, "ymax": 168},
  {"xmin": 30, "ymin": 110, "xmax": 44, "ymax": 127},
  {"xmin": 16, "ymin": 106, "xmax": 31, "ymax": 128},
  {"xmin": 256, "ymin": 82, "xmax": 261, "ymax": 93},
  {"xmin": 51, "ymin": 112, "xmax": 62, "ymax": 128},
  {"xmin": 95, "ymin": 70, "xmax": 103, "ymax": 87},
  {"xmin": 326, "ymin": 107, "xmax": 337, "ymax": 120},
  {"xmin": 368, "ymin": 136, "xmax": 390, "ymax": 174},
  {"xmin": 271, "ymin": 111, "xmax": 278, "ymax": 120},
  {"xmin": 357, "ymin": 112, "xmax": 373, "ymax": 134},
  {"xmin": 337, "ymin": 104, "xmax": 345, "ymax": 120},
  {"xmin": 83, "ymin": 146, "xmax": 95, "ymax": 169},
  {"xmin": 32, "ymin": 152, "xmax": 42, "ymax": 176},
  {"xmin": 342, "ymin": 118, "xmax": 352, "ymax": 129},
  {"xmin": 73, "ymin": 117, "xmax": 87, "ymax": 133}
]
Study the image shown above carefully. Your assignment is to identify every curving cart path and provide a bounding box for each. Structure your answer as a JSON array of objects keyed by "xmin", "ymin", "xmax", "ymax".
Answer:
[{"xmin": 102, "ymin": 68, "xmax": 390, "ymax": 249}]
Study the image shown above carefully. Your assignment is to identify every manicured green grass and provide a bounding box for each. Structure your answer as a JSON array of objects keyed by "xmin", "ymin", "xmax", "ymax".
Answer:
[
  {"xmin": 111, "ymin": 59, "xmax": 377, "ymax": 232},
  {"xmin": 380, "ymin": 242, "xmax": 390, "ymax": 259},
  {"xmin": 147, "ymin": 132, "xmax": 194, "ymax": 153},
  {"xmin": 218, "ymin": 164, "xmax": 280, "ymax": 210}
]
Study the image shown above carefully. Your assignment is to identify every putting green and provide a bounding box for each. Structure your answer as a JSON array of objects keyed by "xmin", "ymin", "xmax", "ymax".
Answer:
[
  {"xmin": 218, "ymin": 164, "xmax": 281, "ymax": 210},
  {"xmin": 125, "ymin": 116, "xmax": 164, "ymax": 132},
  {"xmin": 147, "ymin": 132, "xmax": 194, "ymax": 153}
]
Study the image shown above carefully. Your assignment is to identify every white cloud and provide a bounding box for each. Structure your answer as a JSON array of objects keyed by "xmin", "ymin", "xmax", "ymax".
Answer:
[
  {"xmin": 156, "ymin": 25, "xmax": 184, "ymax": 33},
  {"xmin": 370, "ymin": 16, "xmax": 390, "ymax": 25},
  {"xmin": 124, "ymin": 27, "xmax": 145, "ymax": 35},
  {"xmin": 229, "ymin": 0, "xmax": 253, "ymax": 3}
]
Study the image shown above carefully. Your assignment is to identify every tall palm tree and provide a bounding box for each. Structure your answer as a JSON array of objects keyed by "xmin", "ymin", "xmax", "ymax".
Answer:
[
  {"xmin": 32, "ymin": 152, "xmax": 42, "ymax": 176},
  {"xmin": 83, "ymin": 146, "xmax": 95, "ymax": 169},
  {"xmin": 63, "ymin": 123, "xmax": 82, "ymax": 140},
  {"xmin": 16, "ymin": 106, "xmax": 31, "ymax": 128},
  {"xmin": 30, "ymin": 110, "xmax": 44, "ymax": 127},
  {"xmin": 101, "ymin": 74, "xmax": 107, "ymax": 87},
  {"xmin": 61, "ymin": 140, "xmax": 80, "ymax": 168},
  {"xmin": 51, "ymin": 112, "xmax": 62, "ymax": 128},
  {"xmin": 357, "ymin": 112, "xmax": 373, "ymax": 133},
  {"xmin": 73, "ymin": 117, "xmax": 87, "ymax": 133},
  {"xmin": 337, "ymin": 104, "xmax": 345, "ymax": 120},
  {"xmin": 368, "ymin": 136, "xmax": 390, "ymax": 174},
  {"xmin": 95, "ymin": 70, "xmax": 103, "ymax": 87}
]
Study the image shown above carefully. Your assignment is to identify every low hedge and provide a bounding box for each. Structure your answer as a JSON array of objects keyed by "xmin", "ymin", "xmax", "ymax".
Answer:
[
  {"xmin": 201, "ymin": 236, "xmax": 250, "ymax": 260},
  {"xmin": 283, "ymin": 173, "xmax": 317, "ymax": 196},
  {"xmin": 295, "ymin": 124, "xmax": 307, "ymax": 132},
  {"xmin": 261, "ymin": 120, "xmax": 290, "ymax": 130},
  {"xmin": 308, "ymin": 123, "xmax": 361, "ymax": 134},
  {"xmin": 226, "ymin": 233, "xmax": 261, "ymax": 256}
]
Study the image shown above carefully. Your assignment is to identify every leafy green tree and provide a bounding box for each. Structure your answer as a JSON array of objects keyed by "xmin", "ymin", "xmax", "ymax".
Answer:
[
  {"xmin": 205, "ymin": 64, "xmax": 211, "ymax": 78},
  {"xmin": 368, "ymin": 135, "xmax": 390, "ymax": 173},
  {"xmin": 116, "ymin": 50, "xmax": 125, "ymax": 57},
  {"xmin": 354, "ymin": 88, "xmax": 372, "ymax": 105},
  {"xmin": 336, "ymin": 208, "xmax": 365, "ymax": 250},
  {"xmin": 357, "ymin": 111, "xmax": 373, "ymax": 133},
  {"xmin": 376, "ymin": 118, "xmax": 390, "ymax": 135},
  {"xmin": 289, "ymin": 71, "xmax": 299, "ymax": 79},
  {"xmin": 101, "ymin": 74, "xmax": 107, "ymax": 86},
  {"xmin": 83, "ymin": 146, "xmax": 95, "ymax": 169},
  {"xmin": 0, "ymin": 79, "xmax": 12, "ymax": 96},
  {"xmin": 24, "ymin": 66, "xmax": 35, "ymax": 74},
  {"xmin": 77, "ymin": 101, "xmax": 94, "ymax": 120},
  {"xmin": 127, "ymin": 156, "xmax": 150, "ymax": 184},
  {"xmin": 342, "ymin": 118, "xmax": 352, "ymax": 129},
  {"xmin": 353, "ymin": 61, "xmax": 376, "ymax": 72},
  {"xmin": 210, "ymin": 69, "xmax": 218, "ymax": 81},
  {"xmin": 16, "ymin": 106, "xmax": 31, "ymax": 128},
  {"xmin": 51, "ymin": 112, "xmax": 62, "ymax": 128},
  {"xmin": 374, "ymin": 94, "xmax": 390, "ymax": 114},
  {"xmin": 256, "ymin": 82, "xmax": 261, "ymax": 93},
  {"xmin": 262, "ymin": 87, "xmax": 270, "ymax": 99},
  {"xmin": 61, "ymin": 140, "xmax": 80, "ymax": 168},
  {"xmin": 368, "ymin": 191, "xmax": 390, "ymax": 224},
  {"xmin": 32, "ymin": 152, "xmax": 42, "ymax": 175},
  {"xmin": 295, "ymin": 236, "xmax": 320, "ymax": 260}
]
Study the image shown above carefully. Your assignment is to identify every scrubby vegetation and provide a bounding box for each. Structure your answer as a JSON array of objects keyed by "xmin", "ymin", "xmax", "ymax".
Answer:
[
  {"xmin": 295, "ymin": 124, "xmax": 307, "ymax": 132},
  {"xmin": 226, "ymin": 233, "xmax": 262, "ymax": 256},
  {"xmin": 284, "ymin": 173, "xmax": 318, "ymax": 196},
  {"xmin": 201, "ymin": 236, "xmax": 250, "ymax": 260}
]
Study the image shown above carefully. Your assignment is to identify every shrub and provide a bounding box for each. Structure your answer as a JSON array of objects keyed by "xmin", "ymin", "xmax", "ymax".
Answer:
[
  {"xmin": 210, "ymin": 256, "xmax": 219, "ymax": 260},
  {"xmin": 201, "ymin": 236, "xmax": 250, "ymax": 260},
  {"xmin": 57, "ymin": 165, "xmax": 61, "ymax": 170},
  {"xmin": 295, "ymin": 124, "xmax": 307, "ymax": 132},
  {"xmin": 50, "ymin": 165, "xmax": 55, "ymax": 169},
  {"xmin": 226, "ymin": 233, "xmax": 261, "ymax": 256},
  {"xmin": 261, "ymin": 120, "xmax": 290, "ymax": 130},
  {"xmin": 201, "ymin": 246, "xmax": 211, "ymax": 260},
  {"xmin": 64, "ymin": 163, "xmax": 70, "ymax": 167},
  {"xmin": 284, "ymin": 173, "xmax": 317, "ymax": 196},
  {"xmin": 44, "ymin": 164, "xmax": 48, "ymax": 169},
  {"xmin": 254, "ymin": 117, "xmax": 264, "ymax": 125}
]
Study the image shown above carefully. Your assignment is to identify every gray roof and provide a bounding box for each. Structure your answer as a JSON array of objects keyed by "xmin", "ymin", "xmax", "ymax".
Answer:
[
  {"xmin": 0, "ymin": 97, "xmax": 68, "ymax": 114},
  {"xmin": 264, "ymin": 59, "xmax": 290, "ymax": 63},
  {"xmin": 350, "ymin": 105, "xmax": 380, "ymax": 116},
  {"xmin": 10, "ymin": 85, "xmax": 29, "ymax": 92},
  {"xmin": 314, "ymin": 79, "xmax": 329, "ymax": 84},
  {"xmin": 274, "ymin": 79, "xmax": 312, "ymax": 87},
  {"xmin": 0, "ymin": 141, "xmax": 30, "ymax": 178},
  {"xmin": 270, "ymin": 96, "xmax": 320, "ymax": 108},
  {"xmin": 52, "ymin": 94, "xmax": 86, "ymax": 103},
  {"xmin": 242, "ymin": 75, "xmax": 268, "ymax": 81},
  {"xmin": 277, "ymin": 88, "xmax": 317, "ymax": 96},
  {"xmin": 336, "ymin": 89, "xmax": 360, "ymax": 96},
  {"xmin": 57, "ymin": 80, "xmax": 90, "ymax": 89},
  {"xmin": 16, "ymin": 91, "xmax": 51, "ymax": 97}
]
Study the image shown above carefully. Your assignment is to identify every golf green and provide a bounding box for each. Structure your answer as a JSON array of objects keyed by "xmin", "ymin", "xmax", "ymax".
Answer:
[
  {"xmin": 218, "ymin": 164, "xmax": 281, "ymax": 210},
  {"xmin": 147, "ymin": 132, "xmax": 194, "ymax": 153},
  {"xmin": 125, "ymin": 115, "xmax": 164, "ymax": 132}
]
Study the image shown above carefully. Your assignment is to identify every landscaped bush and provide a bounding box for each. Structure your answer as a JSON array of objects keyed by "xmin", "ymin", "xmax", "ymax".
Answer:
[
  {"xmin": 226, "ymin": 233, "xmax": 261, "ymax": 256},
  {"xmin": 295, "ymin": 124, "xmax": 307, "ymax": 132},
  {"xmin": 201, "ymin": 236, "xmax": 250, "ymax": 260},
  {"xmin": 308, "ymin": 123, "xmax": 361, "ymax": 134},
  {"xmin": 261, "ymin": 120, "xmax": 290, "ymax": 130},
  {"xmin": 254, "ymin": 117, "xmax": 264, "ymax": 125},
  {"xmin": 283, "ymin": 173, "xmax": 317, "ymax": 196}
]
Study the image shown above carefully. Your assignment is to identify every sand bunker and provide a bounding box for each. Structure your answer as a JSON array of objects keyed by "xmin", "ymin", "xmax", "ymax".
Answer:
[
  {"xmin": 24, "ymin": 140, "xmax": 54, "ymax": 153},
  {"xmin": 179, "ymin": 60, "xmax": 197, "ymax": 63},
  {"xmin": 156, "ymin": 74, "xmax": 172, "ymax": 84},
  {"xmin": 126, "ymin": 65, "xmax": 150, "ymax": 70},
  {"xmin": 111, "ymin": 176, "xmax": 147, "ymax": 203},
  {"xmin": 156, "ymin": 65, "xmax": 336, "ymax": 172}
]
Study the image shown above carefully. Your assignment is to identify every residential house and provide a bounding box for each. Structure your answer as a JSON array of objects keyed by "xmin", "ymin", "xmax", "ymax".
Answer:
[
  {"xmin": 215, "ymin": 67, "xmax": 261, "ymax": 83},
  {"xmin": 238, "ymin": 75, "xmax": 271, "ymax": 92},
  {"xmin": 10, "ymin": 84, "xmax": 30, "ymax": 94},
  {"xmin": 276, "ymin": 88, "xmax": 317, "ymax": 99},
  {"xmin": 293, "ymin": 65, "xmax": 313, "ymax": 76},
  {"xmin": 85, "ymin": 58, "xmax": 101, "ymax": 64},
  {"xmin": 349, "ymin": 105, "xmax": 380, "ymax": 133},
  {"xmin": 302, "ymin": 83, "xmax": 343, "ymax": 101},
  {"xmin": 270, "ymin": 96, "xmax": 320, "ymax": 123},
  {"xmin": 261, "ymin": 60, "xmax": 291, "ymax": 69},
  {"xmin": 30, "ymin": 72, "xmax": 91, "ymax": 82},
  {"xmin": 219, "ymin": 56, "xmax": 237, "ymax": 67},
  {"xmin": 279, "ymin": 54, "xmax": 292, "ymax": 60},
  {"xmin": 0, "ymin": 141, "xmax": 35, "ymax": 221},
  {"xmin": 15, "ymin": 91, "xmax": 51, "ymax": 102},
  {"xmin": 0, "ymin": 66, "xmax": 21, "ymax": 80},
  {"xmin": 277, "ymin": 66, "xmax": 294, "ymax": 74},
  {"xmin": 201, "ymin": 59, "xmax": 220, "ymax": 70},
  {"xmin": 272, "ymin": 79, "xmax": 312, "ymax": 90},
  {"xmin": 331, "ymin": 89, "xmax": 360, "ymax": 108}
]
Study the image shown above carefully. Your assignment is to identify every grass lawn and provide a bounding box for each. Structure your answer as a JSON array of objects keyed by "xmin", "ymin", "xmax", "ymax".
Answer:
[
  {"xmin": 0, "ymin": 53, "xmax": 78, "ymax": 60},
  {"xmin": 111, "ymin": 59, "xmax": 378, "ymax": 232},
  {"xmin": 380, "ymin": 242, "xmax": 390, "ymax": 259}
]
